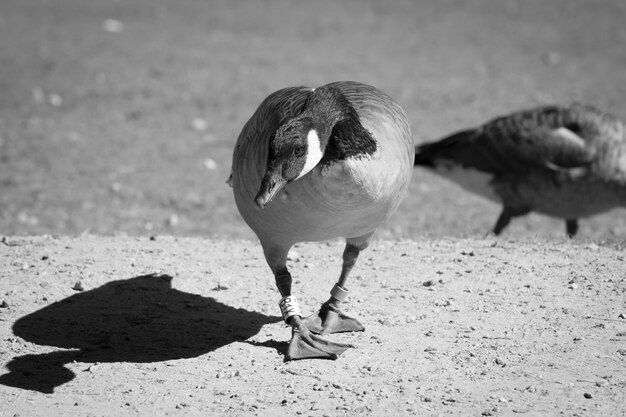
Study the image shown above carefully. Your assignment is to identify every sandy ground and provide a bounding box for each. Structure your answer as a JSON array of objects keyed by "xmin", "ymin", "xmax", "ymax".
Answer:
[
  {"xmin": 1, "ymin": 0, "xmax": 626, "ymax": 416},
  {"xmin": 1, "ymin": 236, "xmax": 624, "ymax": 416}
]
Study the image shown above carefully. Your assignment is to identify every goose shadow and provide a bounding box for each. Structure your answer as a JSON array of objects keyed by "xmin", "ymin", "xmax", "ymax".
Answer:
[{"xmin": 0, "ymin": 273, "xmax": 281, "ymax": 393}]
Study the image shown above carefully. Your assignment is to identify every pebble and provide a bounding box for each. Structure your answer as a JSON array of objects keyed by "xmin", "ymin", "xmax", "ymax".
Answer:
[
  {"xmin": 203, "ymin": 158, "xmax": 218, "ymax": 170},
  {"xmin": 541, "ymin": 51, "xmax": 561, "ymax": 66},
  {"xmin": 84, "ymin": 363, "xmax": 98, "ymax": 373},
  {"xmin": 583, "ymin": 393, "xmax": 592, "ymax": 399},
  {"xmin": 103, "ymin": 19, "xmax": 124, "ymax": 33},
  {"xmin": 32, "ymin": 86, "xmax": 46, "ymax": 103},
  {"xmin": 191, "ymin": 118, "xmax": 209, "ymax": 131},
  {"xmin": 72, "ymin": 281, "xmax": 84, "ymax": 292},
  {"xmin": 167, "ymin": 213, "xmax": 179, "ymax": 227}
]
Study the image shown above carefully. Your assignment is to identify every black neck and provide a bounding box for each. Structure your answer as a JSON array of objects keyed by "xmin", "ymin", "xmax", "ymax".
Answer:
[
  {"xmin": 322, "ymin": 116, "xmax": 377, "ymax": 164},
  {"xmin": 304, "ymin": 87, "xmax": 377, "ymax": 164}
]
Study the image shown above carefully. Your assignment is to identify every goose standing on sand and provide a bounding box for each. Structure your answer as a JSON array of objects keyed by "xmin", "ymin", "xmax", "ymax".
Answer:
[
  {"xmin": 414, "ymin": 104, "xmax": 626, "ymax": 237},
  {"xmin": 230, "ymin": 81, "xmax": 414, "ymax": 360}
]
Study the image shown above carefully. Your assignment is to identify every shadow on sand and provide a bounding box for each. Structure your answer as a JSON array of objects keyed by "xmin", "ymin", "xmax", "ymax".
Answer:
[{"xmin": 0, "ymin": 274, "xmax": 281, "ymax": 393}]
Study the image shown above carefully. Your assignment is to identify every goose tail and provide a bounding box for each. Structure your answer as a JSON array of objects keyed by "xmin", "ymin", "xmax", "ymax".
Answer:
[{"xmin": 414, "ymin": 129, "xmax": 477, "ymax": 167}]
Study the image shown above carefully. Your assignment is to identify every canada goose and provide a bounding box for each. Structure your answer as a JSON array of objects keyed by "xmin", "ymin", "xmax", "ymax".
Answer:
[
  {"xmin": 414, "ymin": 104, "xmax": 626, "ymax": 237},
  {"xmin": 230, "ymin": 81, "xmax": 414, "ymax": 360}
]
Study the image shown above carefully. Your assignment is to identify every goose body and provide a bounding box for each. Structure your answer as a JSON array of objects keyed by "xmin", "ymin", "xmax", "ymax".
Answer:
[
  {"xmin": 231, "ymin": 81, "xmax": 413, "ymax": 359},
  {"xmin": 414, "ymin": 104, "xmax": 626, "ymax": 236}
]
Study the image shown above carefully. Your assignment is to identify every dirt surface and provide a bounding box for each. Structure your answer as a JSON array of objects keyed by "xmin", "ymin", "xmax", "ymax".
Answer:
[
  {"xmin": 1, "ymin": 1, "xmax": 626, "ymax": 416},
  {"xmin": 0, "ymin": 236, "xmax": 624, "ymax": 416}
]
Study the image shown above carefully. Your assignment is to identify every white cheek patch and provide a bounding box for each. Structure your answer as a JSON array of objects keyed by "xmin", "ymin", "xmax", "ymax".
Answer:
[{"xmin": 296, "ymin": 129, "xmax": 324, "ymax": 179}]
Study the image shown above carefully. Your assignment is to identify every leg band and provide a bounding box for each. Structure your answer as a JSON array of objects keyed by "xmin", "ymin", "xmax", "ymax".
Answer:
[
  {"xmin": 279, "ymin": 296, "xmax": 301, "ymax": 322},
  {"xmin": 330, "ymin": 284, "xmax": 348, "ymax": 302}
]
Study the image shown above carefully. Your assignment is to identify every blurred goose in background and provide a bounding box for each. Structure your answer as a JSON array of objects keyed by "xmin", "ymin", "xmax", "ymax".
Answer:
[
  {"xmin": 230, "ymin": 81, "xmax": 414, "ymax": 360},
  {"xmin": 414, "ymin": 104, "xmax": 626, "ymax": 237}
]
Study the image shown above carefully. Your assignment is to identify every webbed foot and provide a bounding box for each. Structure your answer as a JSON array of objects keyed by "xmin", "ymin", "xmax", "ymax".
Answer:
[
  {"xmin": 286, "ymin": 325, "xmax": 353, "ymax": 360},
  {"xmin": 302, "ymin": 302, "xmax": 365, "ymax": 335}
]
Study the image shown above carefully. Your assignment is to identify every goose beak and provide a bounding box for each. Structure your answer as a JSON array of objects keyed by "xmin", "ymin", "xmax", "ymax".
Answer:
[{"xmin": 254, "ymin": 170, "xmax": 287, "ymax": 210}]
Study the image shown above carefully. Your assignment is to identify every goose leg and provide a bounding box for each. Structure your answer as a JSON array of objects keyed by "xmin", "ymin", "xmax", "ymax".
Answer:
[
  {"xmin": 303, "ymin": 237, "xmax": 370, "ymax": 335},
  {"xmin": 265, "ymin": 247, "xmax": 353, "ymax": 361},
  {"xmin": 493, "ymin": 206, "xmax": 530, "ymax": 235},
  {"xmin": 565, "ymin": 219, "xmax": 578, "ymax": 238}
]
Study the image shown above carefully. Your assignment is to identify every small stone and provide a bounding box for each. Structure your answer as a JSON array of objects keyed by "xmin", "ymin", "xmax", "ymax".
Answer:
[
  {"xmin": 48, "ymin": 94, "xmax": 63, "ymax": 107},
  {"xmin": 167, "ymin": 213, "xmax": 179, "ymax": 227},
  {"xmin": 525, "ymin": 386, "xmax": 537, "ymax": 393},
  {"xmin": 595, "ymin": 380, "xmax": 609, "ymax": 387},
  {"xmin": 568, "ymin": 283, "xmax": 579, "ymax": 290},
  {"xmin": 618, "ymin": 313, "xmax": 626, "ymax": 319},
  {"xmin": 103, "ymin": 19, "xmax": 124, "ymax": 33},
  {"xmin": 212, "ymin": 283, "xmax": 229, "ymax": 291},
  {"xmin": 110, "ymin": 182, "xmax": 122, "ymax": 193},
  {"xmin": 191, "ymin": 118, "xmax": 208, "ymax": 131},
  {"xmin": 540, "ymin": 51, "xmax": 561, "ymax": 66},
  {"xmin": 0, "ymin": 300, "xmax": 9, "ymax": 308},
  {"xmin": 422, "ymin": 397, "xmax": 432, "ymax": 402},
  {"xmin": 83, "ymin": 363, "xmax": 98, "ymax": 373},
  {"xmin": 422, "ymin": 280, "xmax": 435, "ymax": 287},
  {"xmin": 583, "ymin": 393, "xmax": 592, "ymax": 399},
  {"xmin": 203, "ymin": 158, "xmax": 218, "ymax": 170},
  {"xmin": 72, "ymin": 281, "xmax": 84, "ymax": 292},
  {"xmin": 32, "ymin": 86, "xmax": 46, "ymax": 103}
]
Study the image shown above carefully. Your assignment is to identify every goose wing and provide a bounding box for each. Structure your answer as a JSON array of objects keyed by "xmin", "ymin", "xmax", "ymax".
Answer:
[{"xmin": 416, "ymin": 105, "xmax": 612, "ymax": 174}]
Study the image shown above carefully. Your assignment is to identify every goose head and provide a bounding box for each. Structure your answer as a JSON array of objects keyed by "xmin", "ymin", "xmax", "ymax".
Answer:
[{"xmin": 254, "ymin": 86, "xmax": 351, "ymax": 209}]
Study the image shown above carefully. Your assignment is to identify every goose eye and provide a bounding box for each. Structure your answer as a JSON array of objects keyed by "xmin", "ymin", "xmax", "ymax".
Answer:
[{"xmin": 294, "ymin": 145, "xmax": 304, "ymax": 157}]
